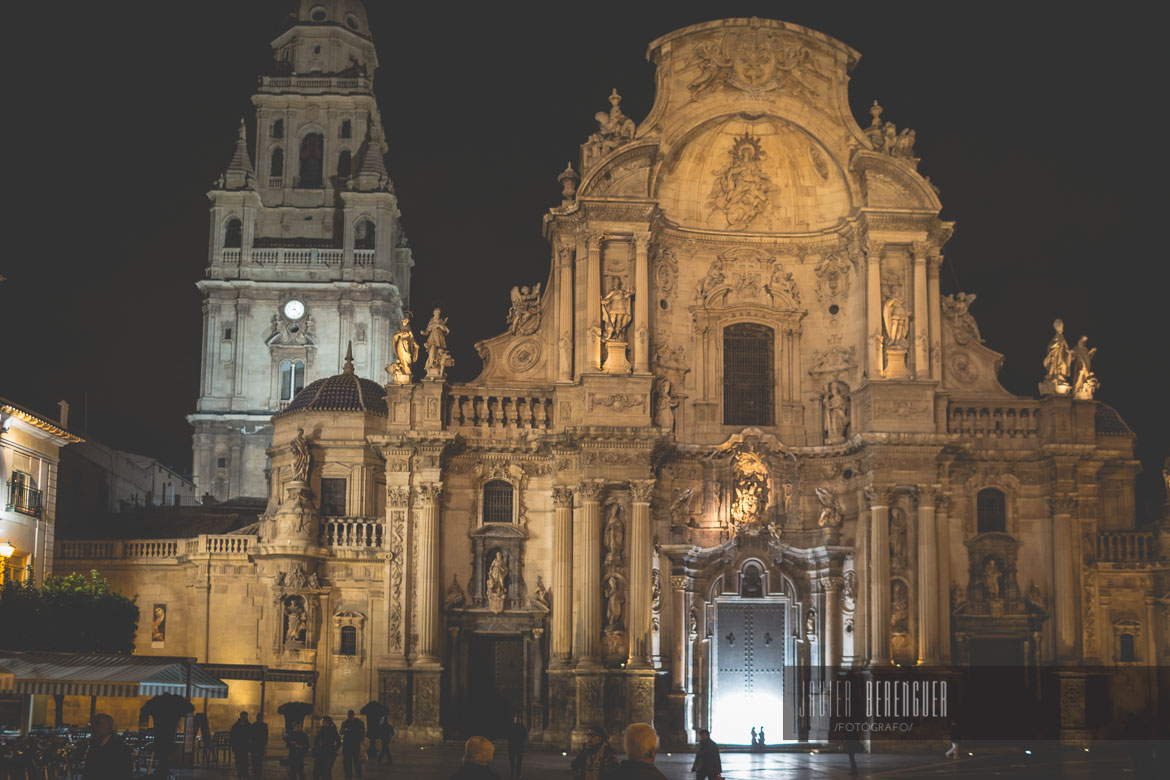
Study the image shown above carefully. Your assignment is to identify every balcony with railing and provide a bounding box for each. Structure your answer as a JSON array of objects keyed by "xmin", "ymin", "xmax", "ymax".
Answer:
[
  {"xmin": 258, "ymin": 75, "xmax": 373, "ymax": 94},
  {"xmin": 5, "ymin": 481, "xmax": 42, "ymax": 518},
  {"xmin": 319, "ymin": 518, "xmax": 384, "ymax": 550},
  {"xmin": 1096, "ymin": 530, "xmax": 1158, "ymax": 563},
  {"xmin": 251, "ymin": 247, "xmax": 343, "ymax": 267},
  {"xmin": 946, "ymin": 401, "xmax": 1042, "ymax": 439},
  {"xmin": 446, "ymin": 390, "xmax": 554, "ymax": 433}
]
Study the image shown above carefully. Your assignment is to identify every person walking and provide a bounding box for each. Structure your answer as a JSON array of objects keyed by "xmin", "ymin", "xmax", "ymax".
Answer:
[
  {"xmin": 570, "ymin": 725, "xmax": 618, "ymax": 780},
  {"xmin": 230, "ymin": 712, "xmax": 253, "ymax": 779},
  {"xmin": 691, "ymin": 729, "xmax": 721, "ymax": 780},
  {"xmin": 451, "ymin": 736, "xmax": 499, "ymax": 779},
  {"xmin": 251, "ymin": 714, "xmax": 269, "ymax": 779},
  {"xmin": 613, "ymin": 723, "xmax": 667, "ymax": 779},
  {"xmin": 506, "ymin": 716, "xmax": 527, "ymax": 779},
  {"xmin": 842, "ymin": 733, "xmax": 862, "ymax": 777},
  {"xmin": 81, "ymin": 714, "xmax": 132, "ymax": 780},
  {"xmin": 283, "ymin": 722, "xmax": 310, "ymax": 780},
  {"xmin": 312, "ymin": 716, "xmax": 340, "ymax": 780},
  {"xmin": 339, "ymin": 710, "xmax": 366, "ymax": 780},
  {"xmin": 373, "ymin": 715, "xmax": 394, "ymax": 766}
]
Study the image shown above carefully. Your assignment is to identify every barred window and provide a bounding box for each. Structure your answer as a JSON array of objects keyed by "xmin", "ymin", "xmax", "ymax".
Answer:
[
  {"xmin": 976, "ymin": 488, "xmax": 1006, "ymax": 534},
  {"xmin": 339, "ymin": 625, "xmax": 357, "ymax": 656},
  {"xmin": 483, "ymin": 480, "xmax": 514, "ymax": 524},
  {"xmin": 320, "ymin": 478, "xmax": 347, "ymax": 517},
  {"xmin": 723, "ymin": 323, "xmax": 774, "ymax": 426}
]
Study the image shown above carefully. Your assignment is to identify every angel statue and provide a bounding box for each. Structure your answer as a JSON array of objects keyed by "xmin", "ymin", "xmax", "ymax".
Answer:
[
  {"xmin": 506, "ymin": 284, "xmax": 542, "ymax": 335},
  {"xmin": 815, "ymin": 486, "xmax": 843, "ymax": 528},
  {"xmin": 388, "ymin": 315, "xmax": 418, "ymax": 384},
  {"xmin": 1071, "ymin": 335, "xmax": 1099, "ymax": 400}
]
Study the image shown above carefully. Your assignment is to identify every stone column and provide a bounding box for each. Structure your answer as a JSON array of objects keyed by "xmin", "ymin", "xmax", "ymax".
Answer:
[
  {"xmin": 633, "ymin": 235, "xmax": 650, "ymax": 374},
  {"xmin": 824, "ymin": 578, "xmax": 842, "ymax": 669},
  {"xmin": 586, "ymin": 234, "xmax": 603, "ymax": 372},
  {"xmin": 912, "ymin": 243, "xmax": 929, "ymax": 377},
  {"xmin": 866, "ymin": 241, "xmax": 883, "ymax": 379},
  {"xmin": 854, "ymin": 497, "xmax": 870, "ymax": 664},
  {"xmin": 867, "ymin": 486, "xmax": 893, "ymax": 665},
  {"xmin": 935, "ymin": 494, "xmax": 952, "ymax": 663},
  {"xmin": 416, "ymin": 482, "xmax": 443, "ymax": 664},
  {"xmin": 628, "ymin": 480, "xmax": 655, "ymax": 668},
  {"xmin": 927, "ymin": 255, "xmax": 942, "ymax": 380},
  {"xmin": 916, "ymin": 486, "xmax": 941, "ymax": 665},
  {"xmin": 551, "ymin": 487, "xmax": 575, "ymax": 667},
  {"xmin": 1050, "ymin": 494, "xmax": 1078, "ymax": 661},
  {"xmin": 574, "ymin": 482, "xmax": 604, "ymax": 668},
  {"xmin": 557, "ymin": 246, "xmax": 574, "ymax": 382}
]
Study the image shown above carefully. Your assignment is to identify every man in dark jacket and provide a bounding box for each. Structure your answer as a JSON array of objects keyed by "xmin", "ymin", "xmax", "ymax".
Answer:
[
  {"xmin": 312, "ymin": 716, "xmax": 341, "ymax": 780},
  {"xmin": 251, "ymin": 714, "xmax": 269, "ymax": 779},
  {"xmin": 451, "ymin": 736, "xmax": 499, "ymax": 779},
  {"xmin": 570, "ymin": 725, "xmax": 618, "ymax": 780},
  {"xmin": 613, "ymin": 723, "xmax": 667, "ymax": 779},
  {"xmin": 82, "ymin": 714, "xmax": 132, "ymax": 780},
  {"xmin": 691, "ymin": 729, "xmax": 721, "ymax": 780},
  {"xmin": 230, "ymin": 712, "xmax": 253, "ymax": 779},
  {"xmin": 283, "ymin": 722, "xmax": 310, "ymax": 780},
  {"xmin": 506, "ymin": 716, "xmax": 527, "ymax": 779},
  {"xmin": 339, "ymin": 710, "xmax": 366, "ymax": 779}
]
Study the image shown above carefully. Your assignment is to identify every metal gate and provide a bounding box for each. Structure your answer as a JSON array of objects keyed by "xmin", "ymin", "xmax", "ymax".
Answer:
[{"xmin": 711, "ymin": 599, "xmax": 786, "ymax": 745}]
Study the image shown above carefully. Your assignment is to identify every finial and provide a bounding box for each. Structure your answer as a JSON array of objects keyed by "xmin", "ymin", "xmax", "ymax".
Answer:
[
  {"xmin": 237, "ymin": 118, "xmax": 247, "ymax": 141},
  {"xmin": 343, "ymin": 341, "xmax": 355, "ymax": 374},
  {"xmin": 869, "ymin": 100, "xmax": 883, "ymax": 126},
  {"xmin": 609, "ymin": 88, "xmax": 622, "ymax": 108}
]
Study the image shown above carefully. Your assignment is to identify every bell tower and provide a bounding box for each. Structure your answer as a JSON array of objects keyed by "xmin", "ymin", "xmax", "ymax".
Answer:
[{"xmin": 190, "ymin": 0, "xmax": 413, "ymax": 501}]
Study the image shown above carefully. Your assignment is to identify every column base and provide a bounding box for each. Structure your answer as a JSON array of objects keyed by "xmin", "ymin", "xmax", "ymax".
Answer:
[
  {"xmin": 546, "ymin": 671, "xmax": 577, "ymax": 749},
  {"xmin": 407, "ymin": 668, "xmax": 442, "ymax": 744}
]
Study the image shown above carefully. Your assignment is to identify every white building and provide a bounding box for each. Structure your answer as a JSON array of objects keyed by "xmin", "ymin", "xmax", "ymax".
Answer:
[{"xmin": 189, "ymin": 0, "xmax": 413, "ymax": 501}]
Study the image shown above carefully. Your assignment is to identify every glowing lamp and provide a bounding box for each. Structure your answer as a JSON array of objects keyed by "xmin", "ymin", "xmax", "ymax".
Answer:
[{"xmin": 0, "ymin": 541, "xmax": 14, "ymax": 558}]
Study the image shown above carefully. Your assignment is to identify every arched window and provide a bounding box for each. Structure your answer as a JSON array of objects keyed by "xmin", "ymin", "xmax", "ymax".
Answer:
[
  {"xmin": 483, "ymin": 480, "xmax": 514, "ymax": 524},
  {"xmin": 339, "ymin": 625, "xmax": 357, "ymax": 656},
  {"xmin": 337, "ymin": 149, "xmax": 352, "ymax": 178},
  {"xmin": 354, "ymin": 219, "xmax": 375, "ymax": 250},
  {"xmin": 223, "ymin": 219, "xmax": 242, "ymax": 249},
  {"xmin": 280, "ymin": 359, "xmax": 306, "ymax": 401},
  {"xmin": 976, "ymin": 488, "xmax": 1006, "ymax": 534},
  {"xmin": 272, "ymin": 119, "xmax": 284, "ymax": 139},
  {"xmin": 270, "ymin": 148, "xmax": 284, "ymax": 178},
  {"xmin": 340, "ymin": 119, "xmax": 352, "ymax": 139},
  {"xmin": 723, "ymin": 323, "xmax": 774, "ymax": 426},
  {"xmin": 299, "ymin": 133, "xmax": 324, "ymax": 188}
]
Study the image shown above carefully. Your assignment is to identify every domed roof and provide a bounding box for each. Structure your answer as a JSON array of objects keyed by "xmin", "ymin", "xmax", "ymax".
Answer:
[
  {"xmin": 296, "ymin": 0, "xmax": 371, "ymax": 39},
  {"xmin": 278, "ymin": 347, "xmax": 386, "ymax": 417}
]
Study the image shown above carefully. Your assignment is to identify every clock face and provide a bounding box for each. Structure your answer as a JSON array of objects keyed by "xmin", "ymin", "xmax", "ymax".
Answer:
[{"xmin": 284, "ymin": 300, "xmax": 305, "ymax": 320}]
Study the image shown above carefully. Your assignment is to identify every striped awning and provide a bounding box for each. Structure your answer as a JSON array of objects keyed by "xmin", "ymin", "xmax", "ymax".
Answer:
[{"xmin": 0, "ymin": 652, "xmax": 229, "ymax": 699}]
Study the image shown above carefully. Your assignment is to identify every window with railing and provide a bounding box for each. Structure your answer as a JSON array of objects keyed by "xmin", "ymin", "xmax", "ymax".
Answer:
[
  {"xmin": 280, "ymin": 359, "xmax": 306, "ymax": 401},
  {"xmin": 320, "ymin": 478, "xmax": 347, "ymax": 516},
  {"xmin": 6, "ymin": 475, "xmax": 42, "ymax": 518},
  {"xmin": 723, "ymin": 323, "xmax": 774, "ymax": 426},
  {"xmin": 482, "ymin": 480, "xmax": 514, "ymax": 524}
]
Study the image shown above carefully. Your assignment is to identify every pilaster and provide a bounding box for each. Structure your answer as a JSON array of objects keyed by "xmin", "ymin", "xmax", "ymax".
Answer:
[{"xmin": 627, "ymin": 479, "xmax": 655, "ymax": 668}]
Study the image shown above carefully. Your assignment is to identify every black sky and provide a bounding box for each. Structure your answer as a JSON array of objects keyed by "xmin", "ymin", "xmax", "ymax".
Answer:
[{"xmin": 2, "ymin": 2, "xmax": 1164, "ymax": 519}]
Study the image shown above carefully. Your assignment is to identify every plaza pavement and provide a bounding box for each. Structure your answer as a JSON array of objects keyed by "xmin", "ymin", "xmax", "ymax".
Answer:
[{"xmin": 185, "ymin": 740, "xmax": 1164, "ymax": 779}]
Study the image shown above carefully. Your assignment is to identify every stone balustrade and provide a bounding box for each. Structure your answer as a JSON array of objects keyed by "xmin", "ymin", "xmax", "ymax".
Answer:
[
  {"xmin": 221, "ymin": 249, "xmax": 241, "ymax": 264},
  {"xmin": 947, "ymin": 401, "xmax": 1041, "ymax": 438},
  {"xmin": 58, "ymin": 535, "xmax": 257, "ymax": 562},
  {"xmin": 1096, "ymin": 530, "xmax": 1157, "ymax": 563},
  {"xmin": 319, "ymin": 518, "xmax": 384, "ymax": 549},
  {"xmin": 354, "ymin": 250, "xmax": 374, "ymax": 266},
  {"xmin": 446, "ymin": 390, "xmax": 553, "ymax": 430},
  {"xmin": 259, "ymin": 75, "xmax": 372, "ymax": 93},
  {"xmin": 184, "ymin": 535, "xmax": 256, "ymax": 556},
  {"xmin": 251, "ymin": 248, "xmax": 343, "ymax": 267}
]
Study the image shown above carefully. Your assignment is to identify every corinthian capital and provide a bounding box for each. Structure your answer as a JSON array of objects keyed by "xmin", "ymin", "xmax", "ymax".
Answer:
[
  {"xmin": 386, "ymin": 485, "xmax": 411, "ymax": 508},
  {"xmin": 417, "ymin": 482, "xmax": 444, "ymax": 504},
  {"xmin": 863, "ymin": 483, "xmax": 897, "ymax": 509},
  {"xmin": 1048, "ymin": 492, "xmax": 1077, "ymax": 517},
  {"xmin": 578, "ymin": 481, "xmax": 606, "ymax": 502},
  {"xmin": 633, "ymin": 234, "xmax": 652, "ymax": 254},
  {"xmin": 629, "ymin": 479, "xmax": 656, "ymax": 503},
  {"xmin": 552, "ymin": 486, "xmax": 575, "ymax": 508},
  {"xmin": 914, "ymin": 484, "xmax": 944, "ymax": 510}
]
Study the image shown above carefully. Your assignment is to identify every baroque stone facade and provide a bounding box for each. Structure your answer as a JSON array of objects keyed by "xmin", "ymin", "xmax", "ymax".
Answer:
[
  {"xmin": 188, "ymin": 0, "xmax": 413, "ymax": 501},
  {"xmin": 58, "ymin": 14, "xmax": 1167, "ymax": 749}
]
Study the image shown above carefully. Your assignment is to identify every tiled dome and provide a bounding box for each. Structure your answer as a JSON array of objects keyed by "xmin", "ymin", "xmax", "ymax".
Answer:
[{"xmin": 278, "ymin": 346, "xmax": 386, "ymax": 417}]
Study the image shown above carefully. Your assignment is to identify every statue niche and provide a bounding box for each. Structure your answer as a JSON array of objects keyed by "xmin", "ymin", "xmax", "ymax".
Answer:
[{"xmin": 468, "ymin": 522, "xmax": 529, "ymax": 614}]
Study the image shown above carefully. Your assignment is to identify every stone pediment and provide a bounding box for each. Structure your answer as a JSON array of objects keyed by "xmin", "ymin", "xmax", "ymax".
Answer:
[
  {"xmin": 578, "ymin": 144, "xmax": 656, "ymax": 199},
  {"xmin": 694, "ymin": 248, "xmax": 801, "ymax": 309},
  {"xmin": 850, "ymin": 149, "xmax": 941, "ymax": 211}
]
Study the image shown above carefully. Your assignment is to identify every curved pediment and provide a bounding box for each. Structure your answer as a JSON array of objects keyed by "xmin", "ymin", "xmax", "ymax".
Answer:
[
  {"xmin": 577, "ymin": 143, "xmax": 657, "ymax": 199},
  {"xmin": 653, "ymin": 115, "xmax": 854, "ymax": 234},
  {"xmin": 851, "ymin": 149, "xmax": 941, "ymax": 211}
]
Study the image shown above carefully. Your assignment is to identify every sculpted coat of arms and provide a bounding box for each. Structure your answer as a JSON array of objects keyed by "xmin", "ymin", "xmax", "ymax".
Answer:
[{"xmin": 688, "ymin": 27, "xmax": 822, "ymax": 99}]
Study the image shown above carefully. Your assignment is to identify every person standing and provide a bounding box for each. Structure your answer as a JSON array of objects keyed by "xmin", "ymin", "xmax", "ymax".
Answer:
[
  {"xmin": 374, "ymin": 716, "xmax": 394, "ymax": 765},
  {"xmin": 691, "ymin": 729, "xmax": 721, "ymax": 780},
  {"xmin": 451, "ymin": 736, "xmax": 499, "ymax": 779},
  {"xmin": 613, "ymin": 723, "xmax": 667, "ymax": 779},
  {"xmin": 506, "ymin": 716, "xmax": 527, "ymax": 779},
  {"xmin": 283, "ymin": 722, "xmax": 309, "ymax": 780},
  {"xmin": 339, "ymin": 710, "xmax": 366, "ymax": 780},
  {"xmin": 81, "ymin": 714, "xmax": 132, "ymax": 780},
  {"xmin": 312, "ymin": 716, "xmax": 340, "ymax": 780},
  {"xmin": 252, "ymin": 714, "xmax": 269, "ymax": 779},
  {"xmin": 570, "ymin": 726, "xmax": 618, "ymax": 780},
  {"xmin": 230, "ymin": 712, "xmax": 253, "ymax": 779}
]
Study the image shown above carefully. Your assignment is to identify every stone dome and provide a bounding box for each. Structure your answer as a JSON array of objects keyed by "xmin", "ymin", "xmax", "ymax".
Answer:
[
  {"xmin": 296, "ymin": 0, "xmax": 371, "ymax": 39},
  {"xmin": 278, "ymin": 357, "xmax": 387, "ymax": 417}
]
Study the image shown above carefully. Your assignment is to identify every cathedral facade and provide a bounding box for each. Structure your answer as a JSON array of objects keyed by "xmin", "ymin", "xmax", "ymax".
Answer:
[
  {"xmin": 58, "ymin": 14, "xmax": 1167, "ymax": 748},
  {"xmin": 189, "ymin": 0, "xmax": 413, "ymax": 501}
]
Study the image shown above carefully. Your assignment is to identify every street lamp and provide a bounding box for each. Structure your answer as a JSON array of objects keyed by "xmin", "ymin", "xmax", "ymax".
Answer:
[{"xmin": 0, "ymin": 540, "xmax": 14, "ymax": 558}]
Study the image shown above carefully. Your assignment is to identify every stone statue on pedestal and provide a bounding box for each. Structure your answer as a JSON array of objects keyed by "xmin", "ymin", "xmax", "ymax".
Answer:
[
  {"xmin": 1041, "ymin": 318, "xmax": 1072, "ymax": 395},
  {"xmin": 1071, "ymin": 335, "xmax": 1099, "ymax": 400},
  {"xmin": 422, "ymin": 308, "xmax": 453, "ymax": 380},
  {"xmin": 389, "ymin": 316, "xmax": 418, "ymax": 384},
  {"xmin": 601, "ymin": 277, "xmax": 633, "ymax": 342},
  {"xmin": 290, "ymin": 428, "xmax": 311, "ymax": 483}
]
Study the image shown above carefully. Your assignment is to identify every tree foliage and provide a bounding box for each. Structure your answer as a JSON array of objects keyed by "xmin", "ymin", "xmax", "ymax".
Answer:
[{"xmin": 0, "ymin": 570, "xmax": 138, "ymax": 653}]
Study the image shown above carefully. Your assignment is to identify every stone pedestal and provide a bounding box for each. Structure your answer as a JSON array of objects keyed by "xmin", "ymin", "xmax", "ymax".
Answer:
[
  {"xmin": 404, "ymin": 668, "xmax": 443, "ymax": 743},
  {"xmin": 884, "ymin": 345, "xmax": 909, "ymax": 379},
  {"xmin": 603, "ymin": 340, "xmax": 630, "ymax": 374},
  {"xmin": 546, "ymin": 670, "xmax": 576, "ymax": 748},
  {"xmin": 1056, "ymin": 671, "xmax": 1090, "ymax": 746},
  {"xmin": 571, "ymin": 674, "xmax": 603, "ymax": 749}
]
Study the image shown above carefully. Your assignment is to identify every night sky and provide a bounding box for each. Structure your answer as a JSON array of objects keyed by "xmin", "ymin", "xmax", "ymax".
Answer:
[{"xmin": 3, "ymin": 3, "xmax": 1164, "ymax": 518}]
